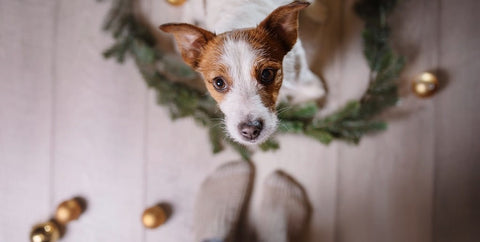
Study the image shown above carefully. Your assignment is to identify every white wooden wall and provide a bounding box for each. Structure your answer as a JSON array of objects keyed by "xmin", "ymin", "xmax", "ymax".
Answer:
[{"xmin": 0, "ymin": 0, "xmax": 479, "ymax": 242}]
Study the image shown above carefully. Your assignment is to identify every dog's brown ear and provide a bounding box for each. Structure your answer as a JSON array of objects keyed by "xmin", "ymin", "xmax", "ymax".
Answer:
[
  {"xmin": 159, "ymin": 23, "xmax": 215, "ymax": 69},
  {"xmin": 258, "ymin": 1, "xmax": 309, "ymax": 53}
]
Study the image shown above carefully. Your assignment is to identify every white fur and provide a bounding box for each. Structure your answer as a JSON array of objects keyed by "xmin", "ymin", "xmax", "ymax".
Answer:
[
  {"xmin": 219, "ymin": 38, "xmax": 278, "ymax": 145},
  {"xmin": 182, "ymin": 0, "xmax": 325, "ymax": 103},
  {"xmin": 180, "ymin": 0, "xmax": 325, "ymax": 144},
  {"xmin": 281, "ymin": 40, "xmax": 326, "ymax": 103}
]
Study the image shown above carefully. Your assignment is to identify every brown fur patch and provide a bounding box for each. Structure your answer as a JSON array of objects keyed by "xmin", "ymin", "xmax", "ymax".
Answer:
[
  {"xmin": 258, "ymin": 1, "xmax": 309, "ymax": 53},
  {"xmin": 160, "ymin": 1, "xmax": 308, "ymax": 109},
  {"xmin": 196, "ymin": 36, "xmax": 232, "ymax": 103},
  {"xmin": 159, "ymin": 23, "xmax": 216, "ymax": 68},
  {"xmin": 196, "ymin": 26, "xmax": 291, "ymax": 109}
]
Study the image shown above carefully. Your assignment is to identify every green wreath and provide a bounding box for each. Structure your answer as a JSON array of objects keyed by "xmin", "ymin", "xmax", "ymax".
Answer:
[{"xmin": 100, "ymin": 0, "xmax": 404, "ymax": 160}]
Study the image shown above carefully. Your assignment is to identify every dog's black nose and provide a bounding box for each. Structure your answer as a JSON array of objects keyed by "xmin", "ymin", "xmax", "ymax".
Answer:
[{"xmin": 239, "ymin": 120, "xmax": 263, "ymax": 140}]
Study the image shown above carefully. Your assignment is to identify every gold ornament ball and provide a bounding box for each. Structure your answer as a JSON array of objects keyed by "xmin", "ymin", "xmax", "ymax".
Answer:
[
  {"xmin": 166, "ymin": 0, "xmax": 187, "ymax": 6},
  {"xmin": 30, "ymin": 222, "xmax": 60, "ymax": 242},
  {"xmin": 54, "ymin": 199, "xmax": 83, "ymax": 225},
  {"xmin": 412, "ymin": 72, "xmax": 439, "ymax": 98},
  {"xmin": 142, "ymin": 206, "xmax": 167, "ymax": 229}
]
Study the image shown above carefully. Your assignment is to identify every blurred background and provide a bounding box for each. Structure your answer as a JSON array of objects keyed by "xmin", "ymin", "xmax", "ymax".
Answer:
[{"xmin": 0, "ymin": 0, "xmax": 479, "ymax": 241}]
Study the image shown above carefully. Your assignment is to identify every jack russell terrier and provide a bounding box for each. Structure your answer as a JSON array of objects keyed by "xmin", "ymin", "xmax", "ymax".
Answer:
[{"xmin": 160, "ymin": 0, "xmax": 325, "ymax": 145}]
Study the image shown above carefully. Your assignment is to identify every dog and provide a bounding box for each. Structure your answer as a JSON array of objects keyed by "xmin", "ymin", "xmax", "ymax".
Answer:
[{"xmin": 160, "ymin": 0, "xmax": 325, "ymax": 145}]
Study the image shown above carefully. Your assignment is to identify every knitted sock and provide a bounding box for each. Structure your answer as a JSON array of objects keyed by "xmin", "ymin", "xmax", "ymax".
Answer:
[
  {"xmin": 194, "ymin": 161, "xmax": 254, "ymax": 242},
  {"xmin": 256, "ymin": 170, "xmax": 310, "ymax": 242}
]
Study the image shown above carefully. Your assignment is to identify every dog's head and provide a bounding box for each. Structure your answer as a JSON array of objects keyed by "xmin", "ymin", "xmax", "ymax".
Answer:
[{"xmin": 160, "ymin": 1, "xmax": 308, "ymax": 145}]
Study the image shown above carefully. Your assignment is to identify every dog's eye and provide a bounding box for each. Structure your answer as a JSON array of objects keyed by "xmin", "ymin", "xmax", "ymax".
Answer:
[
  {"xmin": 213, "ymin": 77, "xmax": 228, "ymax": 92},
  {"xmin": 260, "ymin": 68, "xmax": 276, "ymax": 85}
]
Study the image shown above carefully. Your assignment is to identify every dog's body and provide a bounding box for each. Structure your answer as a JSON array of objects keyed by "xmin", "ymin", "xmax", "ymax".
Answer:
[{"xmin": 161, "ymin": 1, "xmax": 325, "ymax": 145}]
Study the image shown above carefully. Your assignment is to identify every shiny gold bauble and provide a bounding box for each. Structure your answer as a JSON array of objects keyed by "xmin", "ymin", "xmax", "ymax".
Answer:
[
  {"xmin": 166, "ymin": 0, "xmax": 187, "ymax": 6},
  {"xmin": 30, "ymin": 222, "xmax": 60, "ymax": 242},
  {"xmin": 54, "ymin": 199, "xmax": 83, "ymax": 225},
  {"xmin": 412, "ymin": 72, "xmax": 439, "ymax": 98},
  {"xmin": 142, "ymin": 206, "xmax": 167, "ymax": 229}
]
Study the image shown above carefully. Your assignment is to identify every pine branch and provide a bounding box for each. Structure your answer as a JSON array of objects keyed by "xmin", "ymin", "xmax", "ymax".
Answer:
[{"xmin": 100, "ymin": 0, "xmax": 404, "ymax": 159}]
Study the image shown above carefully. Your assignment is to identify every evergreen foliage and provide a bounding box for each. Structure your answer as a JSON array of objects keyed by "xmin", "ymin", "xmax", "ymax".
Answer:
[{"xmin": 100, "ymin": 0, "xmax": 404, "ymax": 159}]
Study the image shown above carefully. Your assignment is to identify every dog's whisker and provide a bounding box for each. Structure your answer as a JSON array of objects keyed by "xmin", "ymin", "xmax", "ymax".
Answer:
[
  {"xmin": 160, "ymin": 1, "xmax": 325, "ymax": 145},
  {"xmin": 276, "ymin": 106, "xmax": 292, "ymax": 115},
  {"xmin": 210, "ymin": 121, "xmax": 224, "ymax": 128}
]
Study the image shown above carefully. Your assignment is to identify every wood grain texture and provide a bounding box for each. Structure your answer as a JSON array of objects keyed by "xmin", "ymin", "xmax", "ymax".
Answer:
[
  {"xmin": 144, "ymin": 96, "xmax": 237, "ymax": 242},
  {"xmin": 434, "ymin": 0, "xmax": 480, "ymax": 241},
  {"xmin": 145, "ymin": 1, "xmax": 239, "ymax": 242},
  {"xmin": 0, "ymin": 0, "xmax": 56, "ymax": 241},
  {"xmin": 246, "ymin": 1, "xmax": 347, "ymax": 241},
  {"xmin": 50, "ymin": 0, "xmax": 147, "ymax": 241},
  {"xmin": 250, "ymin": 137, "xmax": 338, "ymax": 242},
  {"xmin": 0, "ymin": 0, "xmax": 479, "ymax": 241},
  {"xmin": 335, "ymin": 0, "xmax": 437, "ymax": 241}
]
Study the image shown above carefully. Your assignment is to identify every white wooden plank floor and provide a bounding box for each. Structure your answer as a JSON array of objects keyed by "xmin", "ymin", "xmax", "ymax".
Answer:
[
  {"xmin": 334, "ymin": 0, "xmax": 437, "ymax": 241},
  {"xmin": 0, "ymin": 1, "xmax": 56, "ymax": 241},
  {"xmin": 434, "ymin": 1, "xmax": 480, "ymax": 241},
  {"xmin": 51, "ymin": 0, "xmax": 147, "ymax": 241},
  {"xmin": 0, "ymin": 0, "xmax": 479, "ymax": 242}
]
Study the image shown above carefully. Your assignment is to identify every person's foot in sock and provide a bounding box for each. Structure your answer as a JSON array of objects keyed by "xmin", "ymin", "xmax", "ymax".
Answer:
[
  {"xmin": 256, "ymin": 170, "xmax": 311, "ymax": 242},
  {"xmin": 194, "ymin": 161, "xmax": 254, "ymax": 242}
]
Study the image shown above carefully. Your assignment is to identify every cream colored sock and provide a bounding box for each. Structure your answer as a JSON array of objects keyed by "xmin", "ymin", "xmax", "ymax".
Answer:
[
  {"xmin": 194, "ymin": 161, "xmax": 253, "ymax": 242},
  {"xmin": 256, "ymin": 170, "xmax": 310, "ymax": 242}
]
